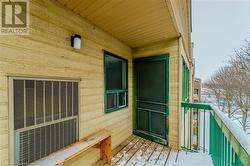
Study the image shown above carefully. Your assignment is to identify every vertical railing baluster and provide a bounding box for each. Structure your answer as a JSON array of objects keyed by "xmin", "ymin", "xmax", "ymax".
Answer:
[
  {"xmin": 197, "ymin": 108, "xmax": 199, "ymax": 150},
  {"xmin": 222, "ymin": 134, "xmax": 224, "ymax": 166},
  {"xmin": 24, "ymin": 81, "xmax": 26, "ymax": 128},
  {"xmin": 184, "ymin": 107, "xmax": 186, "ymax": 148},
  {"xmin": 203, "ymin": 109, "xmax": 205, "ymax": 153},
  {"xmin": 227, "ymin": 140, "xmax": 230, "ymax": 166},
  {"xmin": 209, "ymin": 112, "xmax": 211, "ymax": 154},
  {"xmin": 189, "ymin": 108, "xmax": 192, "ymax": 149}
]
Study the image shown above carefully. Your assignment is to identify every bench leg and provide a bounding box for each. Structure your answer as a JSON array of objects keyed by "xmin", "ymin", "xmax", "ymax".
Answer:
[{"xmin": 100, "ymin": 136, "xmax": 112, "ymax": 165}]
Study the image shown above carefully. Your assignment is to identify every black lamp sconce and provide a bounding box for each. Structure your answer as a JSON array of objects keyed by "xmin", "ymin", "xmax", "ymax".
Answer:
[{"xmin": 71, "ymin": 34, "xmax": 82, "ymax": 49}]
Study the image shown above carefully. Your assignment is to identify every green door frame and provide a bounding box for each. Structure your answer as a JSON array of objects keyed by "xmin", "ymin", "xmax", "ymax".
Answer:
[{"xmin": 133, "ymin": 54, "xmax": 170, "ymax": 145}]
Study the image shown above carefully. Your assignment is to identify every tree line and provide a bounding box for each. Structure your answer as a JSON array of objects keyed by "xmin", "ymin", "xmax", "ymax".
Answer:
[{"xmin": 204, "ymin": 41, "xmax": 250, "ymax": 133}]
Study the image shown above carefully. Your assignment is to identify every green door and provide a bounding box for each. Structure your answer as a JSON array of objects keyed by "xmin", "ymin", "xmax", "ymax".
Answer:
[{"xmin": 134, "ymin": 55, "xmax": 169, "ymax": 145}]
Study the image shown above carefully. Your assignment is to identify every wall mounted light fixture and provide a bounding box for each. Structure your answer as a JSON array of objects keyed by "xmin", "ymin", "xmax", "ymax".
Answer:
[{"xmin": 71, "ymin": 34, "xmax": 81, "ymax": 49}]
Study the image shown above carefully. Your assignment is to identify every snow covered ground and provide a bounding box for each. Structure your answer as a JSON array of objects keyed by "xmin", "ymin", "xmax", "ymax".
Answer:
[
  {"xmin": 175, "ymin": 151, "xmax": 213, "ymax": 166},
  {"xmin": 202, "ymin": 90, "xmax": 250, "ymax": 137}
]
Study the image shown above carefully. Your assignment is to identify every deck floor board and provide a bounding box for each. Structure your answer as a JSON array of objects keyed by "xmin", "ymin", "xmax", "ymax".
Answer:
[
  {"xmin": 95, "ymin": 135, "xmax": 178, "ymax": 166},
  {"xmin": 112, "ymin": 136, "xmax": 140, "ymax": 164},
  {"xmin": 125, "ymin": 139, "xmax": 152, "ymax": 166}
]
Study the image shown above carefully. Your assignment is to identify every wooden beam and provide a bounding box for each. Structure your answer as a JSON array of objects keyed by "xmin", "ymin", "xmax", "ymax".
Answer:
[{"xmin": 100, "ymin": 136, "xmax": 112, "ymax": 165}]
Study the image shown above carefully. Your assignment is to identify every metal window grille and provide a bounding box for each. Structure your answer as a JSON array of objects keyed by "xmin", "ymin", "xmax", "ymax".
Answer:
[{"xmin": 12, "ymin": 78, "xmax": 79, "ymax": 166}]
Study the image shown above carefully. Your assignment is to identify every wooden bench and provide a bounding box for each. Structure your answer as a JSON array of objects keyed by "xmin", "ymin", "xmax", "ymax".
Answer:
[{"xmin": 30, "ymin": 130, "xmax": 112, "ymax": 166}]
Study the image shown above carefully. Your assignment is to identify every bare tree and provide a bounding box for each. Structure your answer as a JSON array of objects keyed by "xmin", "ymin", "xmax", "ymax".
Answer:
[
  {"xmin": 204, "ymin": 67, "xmax": 235, "ymax": 116},
  {"xmin": 204, "ymin": 76, "xmax": 223, "ymax": 109},
  {"xmin": 215, "ymin": 67, "xmax": 235, "ymax": 118},
  {"xmin": 205, "ymin": 40, "xmax": 250, "ymax": 132},
  {"xmin": 230, "ymin": 41, "xmax": 250, "ymax": 132}
]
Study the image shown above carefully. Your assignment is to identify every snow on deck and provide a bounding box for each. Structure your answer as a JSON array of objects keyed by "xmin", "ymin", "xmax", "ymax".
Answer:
[{"xmin": 94, "ymin": 135, "xmax": 213, "ymax": 166}]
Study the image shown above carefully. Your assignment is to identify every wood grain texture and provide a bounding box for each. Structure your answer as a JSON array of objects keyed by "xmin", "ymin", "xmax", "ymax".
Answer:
[
  {"xmin": 168, "ymin": 0, "xmax": 192, "ymax": 60},
  {"xmin": 0, "ymin": 0, "xmax": 192, "ymax": 165},
  {"xmin": 100, "ymin": 136, "xmax": 112, "ymax": 165},
  {"xmin": 56, "ymin": 0, "xmax": 179, "ymax": 48},
  {"xmin": 94, "ymin": 135, "xmax": 178, "ymax": 166},
  {"xmin": 0, "ymin": 0, "xmax": 132, "ymax": 165}
]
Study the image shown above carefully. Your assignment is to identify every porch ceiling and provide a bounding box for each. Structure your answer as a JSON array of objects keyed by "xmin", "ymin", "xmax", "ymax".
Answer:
[{"xmin": 57, "ymin": 0, "xmax": 179, "ymax": 48}]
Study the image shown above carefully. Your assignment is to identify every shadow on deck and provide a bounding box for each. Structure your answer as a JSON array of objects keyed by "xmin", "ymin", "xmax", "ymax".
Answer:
[{"xmin": 94, "ymin": 135, "xmax": 212, "ymax": 166}]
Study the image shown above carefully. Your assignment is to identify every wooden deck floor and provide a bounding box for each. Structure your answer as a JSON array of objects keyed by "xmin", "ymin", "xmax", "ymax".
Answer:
[{"xmin": 94, "ymin": 135, "xmax": 179, "ymax": 166}]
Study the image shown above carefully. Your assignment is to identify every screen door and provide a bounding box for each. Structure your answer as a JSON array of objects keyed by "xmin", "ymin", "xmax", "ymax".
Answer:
[{"xmin": 134, "ymin": 55, "xmax": 169, "ymax": 145}]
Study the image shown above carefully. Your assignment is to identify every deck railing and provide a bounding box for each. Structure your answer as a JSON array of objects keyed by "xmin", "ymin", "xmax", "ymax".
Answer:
[{"xmin": 181, "ymin": 102, "xmax": 250, "ymax": 166}]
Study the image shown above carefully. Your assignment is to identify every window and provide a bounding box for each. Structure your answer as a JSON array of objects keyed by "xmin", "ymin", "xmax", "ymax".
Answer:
[
  {"xmin": 11, "ymin": 78, "xmax": 79, "ymax": 165},
  {"xmin": 194, "ymin": 89, "xmax": 199, "ymax": 95},
  {"xmin": 104, "ymin": 51, "xmax": 128, "ymax": 113}
]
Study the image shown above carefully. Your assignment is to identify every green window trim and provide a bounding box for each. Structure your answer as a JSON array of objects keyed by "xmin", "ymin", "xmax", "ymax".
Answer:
[
  {"xmin": 104, "ymin": 51, "xmax": 128, "ymax": 113},
  {"xmin": 182, "ymin": 59, "xmax": 190, "ymax": 102}
]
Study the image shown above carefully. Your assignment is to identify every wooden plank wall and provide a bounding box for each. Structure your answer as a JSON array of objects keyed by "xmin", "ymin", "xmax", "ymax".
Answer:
[
  {"xmin": 168, "ymin": 0, "xmax": 192, "ymax": 60},
  {"xmin": 133, "ymin": 38, "xmax": 182, "ymax": 150},
  {"xmin": 0, "ymin": 0, "xmax": 133, "ymax": 165}
]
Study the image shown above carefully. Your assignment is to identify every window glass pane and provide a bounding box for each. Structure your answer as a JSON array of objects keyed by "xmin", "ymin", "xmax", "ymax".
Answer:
[
  {"xmin": 61, "ymin": 82, "xmax": 66, "ymax": 118},
  {"xmin": 45, "ymin": 81, "xmax": 52, "ymax": 122},
  {"xmin": 14, "ymin": 80, "xmax": 24, "ymax": 130},
  {"xmin": 107, "ymin": 93, "xmax": 116, "ymax": 110},
  {"xmin": 73, "ymin": 82, "xmax": 78, "ymax": 116},
  {"xmin": 122, "ymin": 61, "xmax": 127, "ymax": 89},
  {"xmin": 104, "ymin": 52, "xmax": 128, "ymax": 113},
  {"xmin": 118, "ymin": 92, "xmax": 126, "ymax": 107},
  {"xmin": 106, "ymin": 61, "xmax": 122, "ymax": 89},
  {"xmin": 105, "ymin": 55, "xmax": 127, "ymax": 90},
  {"xmin": 36, "ymin": 81, "xmax": 44, "ymax": 124},
  {"xmin": 26, "ymin": 80, "xmax": 35, "ymax": 127},
  {"xmin": 67, "ymin": 82, "xmax": 72, "ymax": 117},
  {"xmin": 53, "ymin": 82, "xmax": 60, "ymax": 120}
]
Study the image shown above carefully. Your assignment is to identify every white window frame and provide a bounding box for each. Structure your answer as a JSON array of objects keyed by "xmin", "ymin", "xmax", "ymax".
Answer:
[{"xmin": 8, "ymin": 76, "xmax": 81, "ymax": 165}]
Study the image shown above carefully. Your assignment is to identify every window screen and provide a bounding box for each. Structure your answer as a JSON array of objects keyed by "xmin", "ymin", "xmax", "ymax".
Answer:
[
  {"xmin": 136, "ymin": 61, "xmax": 166, "ymax": 103},
  {"xmin": 104, "ymin": 51, "xmax": 128, "ymax": 113},
  {"xmin": 12, "ymin": 78, "xmax": 79, "ymax": 165}
]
